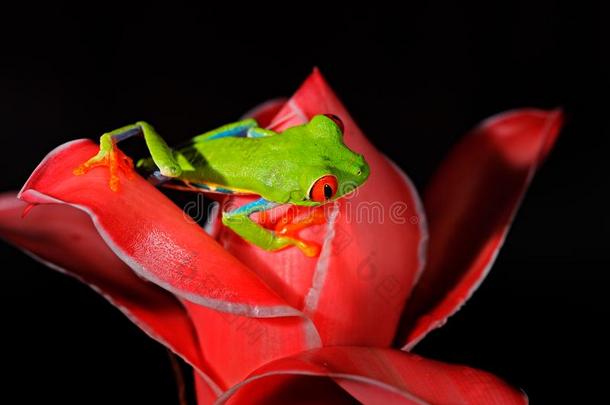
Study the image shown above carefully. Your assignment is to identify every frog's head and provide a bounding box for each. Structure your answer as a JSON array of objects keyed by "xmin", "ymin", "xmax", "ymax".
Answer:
[{"xmin": 287, "ymin": 114, "xmax": 370, "ymax": 206}]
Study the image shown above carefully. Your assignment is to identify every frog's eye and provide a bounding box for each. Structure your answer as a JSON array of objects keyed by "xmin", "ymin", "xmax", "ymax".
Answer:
[
  {"xmin": 309, "ymin": 175, "xmax": 338, "ymax": 202},
  {"xmin": 323, "ymin": 114, "xmax": 344, "ymax": 133}
]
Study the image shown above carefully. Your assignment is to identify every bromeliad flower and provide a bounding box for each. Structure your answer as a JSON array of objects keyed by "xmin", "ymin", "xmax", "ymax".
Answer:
[{"xmin": 0, "ymin": 69, "xmax": 562, "ymax": 404}]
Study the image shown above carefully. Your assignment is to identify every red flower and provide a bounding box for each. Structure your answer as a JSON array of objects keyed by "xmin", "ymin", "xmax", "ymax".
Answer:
[{"xmin": 0, "ymin": 69, "xmax": 562, "ymax": 404}]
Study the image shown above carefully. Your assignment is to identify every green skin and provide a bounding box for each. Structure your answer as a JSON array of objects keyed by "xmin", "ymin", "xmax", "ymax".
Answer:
[{"xmin": 80, "ymin": 115, "xmax": 370, "ymax": 255}]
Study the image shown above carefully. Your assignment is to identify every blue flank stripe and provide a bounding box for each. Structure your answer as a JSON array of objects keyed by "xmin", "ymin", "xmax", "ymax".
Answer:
[
  {"xmin": 246, "ymin": 128, "xmax": 267, "ymax": 138},
  {"xmin": 192, "ymin": 183, "xmax": 211, "ymax": 190},
  {"xmin": 190, "ymin": 182, "xmax": 236, "ymax": 194},
  {"xmin": 207, "ymin": 125, "xmax": 250, "ymax": 140}
]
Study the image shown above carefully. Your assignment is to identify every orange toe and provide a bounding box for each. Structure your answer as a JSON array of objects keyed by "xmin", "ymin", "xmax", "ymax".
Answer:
[
  {"xmin": 73, "ymin": 142, "xmax": 134, "ymax": 192},
  {"xmin": 117, "ymin": 150, "xmax": 135, "ymax": 180},
  {"xmin": 275, "ymin": 207, "xmax": 327, "ymax": 236},
  {"xmin": 275, "ymin": 207, "xmax": 327, "ymax": 257},
  {"xmin": 295, "ymin": 240, "xmax": 321, "ymax": 257}
]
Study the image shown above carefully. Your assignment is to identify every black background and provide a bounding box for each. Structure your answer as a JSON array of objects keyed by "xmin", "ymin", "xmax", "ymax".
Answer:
[{"xmin": 0, "ymin": 2, "xmax": 604, "ymax": 404}]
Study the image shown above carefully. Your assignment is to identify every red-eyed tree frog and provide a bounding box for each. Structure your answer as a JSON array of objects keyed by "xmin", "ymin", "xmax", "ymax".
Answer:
[{"xmin": 74, "ymin": 114, "xmax": 370, "ymax": 256}]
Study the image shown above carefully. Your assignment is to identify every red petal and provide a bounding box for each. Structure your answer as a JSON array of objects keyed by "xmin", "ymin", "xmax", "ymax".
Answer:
[
  {"xmin": 185, "ymin": 301, "xmax": 321, "ymax": 390},
  {"xmin": 18, "ymin": 139, "xmax": 300, "ymax": 317},
  {"xmin": 218, "ymin": 346, "xmax": 527, "ymax": 405},
  {"xmin": 398, "ymin": 109, "xmax": 563, "ymax": 349},
  {"xmin": 195, "ymin": 372, "xmax": 221, "ymax": 405},
  {"xmin": 220, "ymin": 69, "xmax": 428, "ymax": 347},
  {"xmin": 0, "ymin": 193, "xmax": 221, "ymax": 397},
  {"xmin": 240, "ymin": 98, "xmax": 288, "ymax": 127}
]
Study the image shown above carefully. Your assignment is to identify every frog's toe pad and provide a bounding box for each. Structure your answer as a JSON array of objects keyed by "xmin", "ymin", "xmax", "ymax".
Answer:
[{"xmin": 293, "ymin": 239, "xmax": 321, "ymax": 257}]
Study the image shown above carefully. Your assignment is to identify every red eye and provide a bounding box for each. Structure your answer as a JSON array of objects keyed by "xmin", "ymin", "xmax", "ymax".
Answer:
[
  {"xmin": 323, "ymin": 114, "xmax": 344, "ymax": 133},
  {"xmin": 309, "ymin": 175, "xmax": 338, "ymax": 202}
]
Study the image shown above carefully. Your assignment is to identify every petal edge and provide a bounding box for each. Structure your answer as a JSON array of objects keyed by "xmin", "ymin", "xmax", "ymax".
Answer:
[{"xmin": 398, "ymin": 109, "xmax": 563, "ymax": 349}]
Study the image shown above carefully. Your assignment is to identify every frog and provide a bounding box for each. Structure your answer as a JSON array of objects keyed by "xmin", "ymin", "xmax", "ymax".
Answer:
[{"xmin": 74, "ymin": 114, "xmax": 370, "ymax": 257}]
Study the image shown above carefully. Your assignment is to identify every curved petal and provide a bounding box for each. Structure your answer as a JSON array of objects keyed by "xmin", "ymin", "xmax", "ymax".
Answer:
[
  {"xmin": 0, "ymin": 192, "xmax": 222, "ymax": 397},
  {"xmin": 185, "ymin": 301, "xmax": 321, "ymax": 390},
  {"xmin": 398, "ymin": 109, "xmax": 563, "ymax": 349},
  {"xmin": 217, "ymin": 346, "xmax": 527, "ymax": 405},
  {"xmin": 220, "ymin": 69, "xmax": 428, "ymax": 347},
  {"xmin": 18, "ymin": 139, "xmax": 301, "ymax": 318},
  {"xmin": 195, "ymin": 373, "xmax": 222, "ymax": 405},
  {"xmin": 239, "ymin": 97, "xmax": 288, "ymax": 124}
]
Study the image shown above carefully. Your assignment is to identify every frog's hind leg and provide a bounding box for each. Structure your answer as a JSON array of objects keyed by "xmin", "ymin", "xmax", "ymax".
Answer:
[
  {"xmin": 180, "ymin": 119, "xmax": 277, "ymax": 145},
  {"xmin": 246, "ymin": 127, "xmax": 276, "ymax": 138},
  {"xmin": 188, "ymin": 119, "xmax": 259, "ymax": 142}
]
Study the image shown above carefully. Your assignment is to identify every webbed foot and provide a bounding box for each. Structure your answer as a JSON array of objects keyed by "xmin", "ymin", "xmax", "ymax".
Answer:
[
  {"xmin": 73, "ymin": 134, "xmax": 134, "ymax": 192},
  {"xmin": 273, "ymin": 207, "xmax": 327, "ymax": 257}
]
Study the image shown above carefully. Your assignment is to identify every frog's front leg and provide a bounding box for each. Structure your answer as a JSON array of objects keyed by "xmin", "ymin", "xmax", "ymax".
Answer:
[
  {"xmin": 222, "ymin": 198, "xmax": 320, "ymax": 257},
  {"xmin": 74, "ymin": 122, "xmax": 181, "ymax": 191}
]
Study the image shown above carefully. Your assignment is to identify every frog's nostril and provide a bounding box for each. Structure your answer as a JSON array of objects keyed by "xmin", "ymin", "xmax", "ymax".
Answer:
[
  {"xmin": 355, "ymin": 163, "xmax": 368, "ymax": 177},
  {"xmin": 359, "ymin": 164, "xmax": 370, "ymax": 179}
]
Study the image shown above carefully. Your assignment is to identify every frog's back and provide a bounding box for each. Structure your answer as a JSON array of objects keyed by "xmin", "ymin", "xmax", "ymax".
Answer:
[{"xmin": 171, "ymin": 134, "xmax": 301, "ymax": 197}]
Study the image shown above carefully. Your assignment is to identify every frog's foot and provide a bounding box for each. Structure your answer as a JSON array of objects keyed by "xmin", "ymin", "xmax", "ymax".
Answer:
[
  {"xmin": 274, "ymin": 207, "xmax": 327, "ymax": 257},
  {"xmin": 73, "ymin": 136, "xmax": 134, "ymax": 192},
  {"xmin": 275, "ymin": 207, "xmax": 327, "ymax": 236}
]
